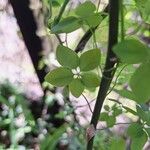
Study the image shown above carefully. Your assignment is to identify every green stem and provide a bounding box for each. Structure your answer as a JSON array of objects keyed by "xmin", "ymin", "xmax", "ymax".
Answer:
[
  {"xmin": 53, "ymin": 0, "xmax": 70, "ymax": 25},
  {"xmin": 86, "ymin": 0, "xmax": 120, "ymax": 149}
]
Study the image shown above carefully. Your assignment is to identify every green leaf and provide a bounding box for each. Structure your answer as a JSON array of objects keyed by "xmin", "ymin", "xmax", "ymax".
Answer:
[
  {"xmin": 45, "ymin": 67, "xmax": 73, "ymax": 86},
  {"xmin": 56, "ymin": 45, "xmax": 79, "ymax": 69},
  {"xmin": 100, "ymin": 112, "xmax": 116, "ymax": 127},
  {"xmin": 75, "ymin": 1, "xmax": 96, "ymax": 17},
  {"xmin": 69, "ymin": 79, "xmax": 84, "ymax": 98},
  {"xmin": 107, "ymin": 116, "xmax": 116, "ymax": 127},
  {"xmin": 130, "ymin": 132, "xmax": 147, "ymax": 150},
  {"xmin": 130, "ymin": 62, "xmax": 150, "ymax": 103},
  {"xmin": 113, "ymin": 39, "xmax": 149, "ymax": 64},
  {"xmin": 100, "ymin": 112, "xmax": 109, "ymax": 121},
  {"xmin": 127, "ymin": 123, "xmax": 144, "ymax": 138},
  {"xmin": 104, "ymin": 105, "xmax": 110, "ymax": 111},
  {"xmin": 81, "ymin": 72, "xmax": 100, "ymax": 88},
  {"xmin": 136, "ymin": 105, "xmax": 150, "ymax": 125},
  {"xmin": 79, "ymin": 49, "xmax": 101, "ymax": 71},
  {"xmin": 51, "ymin": 16, "xmax": 81, "ymax": 33},
  {"xmin": 40, "ymin": 125, "xmax": 66, "ymax": 150},
  {"xmin": 135, "ymin": 0, "xmax": 150, "ymax": 23},
  {"xmin": 110, "ymin": 138, "xmax": 125, "ymax": 150},
  {"xmin": 114, "ymin": 89, "xmax": 137, "ymax": 101},
  {"xmin": 84, "ymin": 13, "xmax": 102, "ymax": 27}
]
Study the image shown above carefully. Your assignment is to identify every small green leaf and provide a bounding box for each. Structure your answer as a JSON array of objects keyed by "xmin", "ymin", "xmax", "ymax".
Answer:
[
  {"xmin": 84, "ymin": 13, "xmax": 102, "ymax": 27},
  {"xmin": 75, "ymin": 1, "xmax": 96, "ymax": 17},
  {"xmin": 56, "ymin": 45, "xmax": 79, "ymax": 69},
  {"xmin": 114, "ymin": 89, "xmax": 137, "ymax": 101},
  {"xmin": 136, "ymin": 0, "xmax": 150, "ymax": 23},
  {"xmin": 81, "ymin": 72, "xmax": 100, "ymax": 88},
  {"xmin": 113, "ymin": 39, "xmax": 149, "ymax": 64},
  {"xmin": 51, "ymin": 16, "xmax": 81, "ymax": 33},
  {"xmin": 69, "ymin": 79, "xmax": 84, "ymax": 98},
  {"xmin": 79, "ymin": 49, "xmax": 101, "ymax": 71},
  {"xmin": 104, "ymin": 105, "xmax": 110, "ymax": 111},
  {"xmin": 45, "ymin": 67, "xmax": 73, "ymax": 86},
  {"xmin": 127, "ymin": 123, "xmax": 144, "ymax": 138},
  {"xmin": 130, "ymin": 62, "xmax": 150, "ymax": 103},
  {"xmin": 136, "ymin": 105, "xmax": 150, "ymax": 125},
  {"xmin": 99, "ymin": 112, "xmax": 109, "ymax": 121},
  {"xmin": 100, "ymin": 113, "xmax": 116, "ymax": 127},
  {"xmin": 107, "ymin": 116, "xmax": 116, "ymax": 127}
]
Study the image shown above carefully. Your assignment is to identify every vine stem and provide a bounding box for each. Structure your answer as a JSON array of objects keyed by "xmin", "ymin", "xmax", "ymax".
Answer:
[
  {"xmin": 53, "ymin": 0, "xmax": 70, "ymax": 25},
  {"xmin": 86, "ymin": 0, "xmax": 120, "ymax": 149}
]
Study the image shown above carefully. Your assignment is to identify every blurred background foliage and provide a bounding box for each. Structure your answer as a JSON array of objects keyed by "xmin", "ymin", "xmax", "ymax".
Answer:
[{"xmin": 0, "ymin": 0, "xmax": 150, "ymax": 149}]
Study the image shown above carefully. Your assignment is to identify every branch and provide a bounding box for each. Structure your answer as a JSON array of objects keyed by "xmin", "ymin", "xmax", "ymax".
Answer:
[
  {"xmin": 86, "ymin": 0, "xmax": 120, "ymax": 149},
  {"xmin": 75, "ymin": 5, "xmax": 109, "ymax": 53}
]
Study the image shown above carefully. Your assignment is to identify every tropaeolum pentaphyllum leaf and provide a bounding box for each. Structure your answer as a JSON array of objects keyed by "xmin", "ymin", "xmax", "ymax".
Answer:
[{"xmin": 45, "ymin": 45, "xmax": 101, "ymax": 98}]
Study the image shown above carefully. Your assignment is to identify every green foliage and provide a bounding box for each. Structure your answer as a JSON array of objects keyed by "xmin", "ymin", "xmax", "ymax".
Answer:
[
  {"xmin": 113, "ymin": 39, "xmax": 150, "ymax": 64},
  {"xmin": 69, "ymin": 79, "xmax": 84, "ymax": 98},
  {"xmin": 40, "ymin": 125, "xmax": 66, "ymax": 150},
  {"xmin": 50, "ymin": 1, "xmax": 102, "ymax": 33},
  {"xmin": 127, "ymin": 123, "xmax": 147, "ymax": 150},
  {"xmin": 75, "ymin": 1, "xmax": 96, "ymax": 17},
  {"xmin": 130, "ymin": 62, "xmax": 150, "ymax": 103},
  {"xmin": 56, "ymin": 45, "xmax": 79, "ymax": 69},
  {"xmin": 109, "ymin": 138, "xmax": 125, "ymax": 150},
  {"xmin": 136, "ymin": 105, "xmax": 150, "ymax": 125},
  {"xmin": 45, "ymin": 67, "xmax": 73, "ymax": 86},
  {"xmin": 135, "ymin": 0, "xmax": 150, "ymax": 23},
  {"xmin": 114, "ymin": 89, "xmax": 137, "ymax": 101},
  {"xmin": 51, "ymin": 16, "xmax": 82, "ymax": 33},
  {"xmin": 45, "ymin": 46, "xmax": 101, "ymax": 97},
  {"xmin": 81, "ymin": 72, "xmax": 100, "ymax": 88},
  {"xmin": 79, "ymin": 49, "xmax": 101, "ymax": 71}
]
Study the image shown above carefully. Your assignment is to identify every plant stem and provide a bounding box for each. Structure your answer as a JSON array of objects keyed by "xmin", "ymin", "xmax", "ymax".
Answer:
[
  {"xmin": 86, "ymin": 0, "xmax": 120, "ymax": 149},
  {"xmin": 53, "ymin": 0, "xmax": 70, "ymax": 25}
]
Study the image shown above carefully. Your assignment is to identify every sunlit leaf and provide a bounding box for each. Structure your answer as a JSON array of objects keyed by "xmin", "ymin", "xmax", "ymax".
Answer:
[
  {"xmin": 69, "ymin": 79, "xmax": 84, "ymax": 97},
  {"xmin": 81, "ymin": 72, "xmax": 100, "ymax": 88},
  {"xmin": 113, "ymin": 39, "xmax": 150, "ymax": 64},
  {"xmin": 79, "ymin": 49, "xmax": 101, "ymax": 71},
  {"xmin": 56, "ymin": 45, "xmax": 79, "ymax": 69},
  {"xmin": 75, "ymin": 1, "xmax": 96, "ymax": 17},
  {"xmin": 51, "ymin": 16, "xmax": 81, "ymax": 33},
  {"xmin": 84, "ymin": 13, "xmax": 102, "ymax": 27},
  {"xmin": 130, "ymin": 62, "xmax": 150, "ymax": 103},
  {"xmin": 45, "ymin": 67, "xmax": 73, "ymax": 86}
]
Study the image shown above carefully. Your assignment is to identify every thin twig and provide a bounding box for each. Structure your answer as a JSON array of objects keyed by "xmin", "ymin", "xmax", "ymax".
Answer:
[
  {"xmin": 82, "ymin": 94, "xmax": 93, "ymax": 114},
  {"xmin": 106, "ymin": 64, "xmax": 128, "ymax": 96},
  {"xmin": 53, "ymin": 0, "xmax": 70, "ymax": 25}
]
